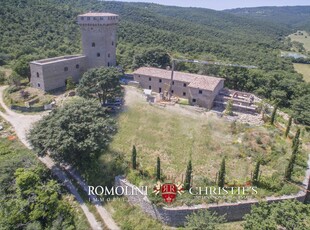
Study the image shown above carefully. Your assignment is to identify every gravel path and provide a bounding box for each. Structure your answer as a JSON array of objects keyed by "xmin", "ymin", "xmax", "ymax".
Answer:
[{"xmin": 0, "ymin": 86, "xmax": 120, "ymax": 230}]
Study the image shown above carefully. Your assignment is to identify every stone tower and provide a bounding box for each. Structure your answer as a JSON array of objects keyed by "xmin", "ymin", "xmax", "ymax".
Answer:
[{"xmin": 77, "ymin": 13, "xmax": 119, "ymax": 69}]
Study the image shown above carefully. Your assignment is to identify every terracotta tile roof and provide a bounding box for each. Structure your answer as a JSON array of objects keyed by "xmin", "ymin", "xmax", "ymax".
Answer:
[{"xmin": 133, "ymin": 67, "xmax": 224, "ymax": 91}]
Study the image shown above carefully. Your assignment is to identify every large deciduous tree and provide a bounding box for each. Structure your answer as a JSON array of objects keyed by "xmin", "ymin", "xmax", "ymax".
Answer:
[
  {"xmin": 292, "ymin": 94, "xmax": 310, "ymax": 126},
  {"xmin": 77, "ymin": 67, "xmax": 122, "ymax": 104},
  {"xmin": 28, "ymin": 99, "xmax": 116, "ymax": 167},
  {"xmin": 132, "ymin": 48, "xmax": 171, "ymax": 69},
  {"xmin": 243, "ymin": 201, "xmax": 310, "ymax": 230}
]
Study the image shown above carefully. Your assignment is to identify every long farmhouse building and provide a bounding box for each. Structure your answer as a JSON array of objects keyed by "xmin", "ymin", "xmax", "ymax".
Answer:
[{"xmin": 133, "ymin": 67, "xmax": 225, "ymax": 109}]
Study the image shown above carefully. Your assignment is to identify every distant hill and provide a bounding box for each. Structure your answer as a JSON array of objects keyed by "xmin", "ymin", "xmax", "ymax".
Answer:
[
  {"xmin": 226, "ymin": 6, "xmax": 310, "ymax": 32},
  {"xmin": 0, "ymin": 0, "xmax": 292, "ymax": 70}
]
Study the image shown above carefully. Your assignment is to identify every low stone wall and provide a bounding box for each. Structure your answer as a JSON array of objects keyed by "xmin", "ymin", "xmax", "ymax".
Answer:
[
  {"xmin": 115, "ymin": 155, "xmax": 310, "ymax": 227},
  {"xmin": 11, "ymin": 105, "xmax": 45, "ymax": 112}
]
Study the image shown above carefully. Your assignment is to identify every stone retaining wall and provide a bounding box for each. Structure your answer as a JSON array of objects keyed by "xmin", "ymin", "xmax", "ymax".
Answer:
[
  {"xmin": 11, "ymin": 105, "xmax": 45, "ymax": 112},
  {"xmin": 115, "ymin": 155, "xmax": 310, "ymax": 227}
]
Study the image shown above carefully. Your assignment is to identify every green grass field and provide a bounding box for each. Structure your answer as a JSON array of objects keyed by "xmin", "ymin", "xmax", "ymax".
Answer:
[
  {"xmin": 105, "ymin": 88, "xmax": 307, "ymax": 196},
  {"xmin": 289, "ymin": 31, "xmax": 310, "ymax": 52},
  {"xmin": 294, "ymin": 63, "xmax": 310, "ymax": 82}
]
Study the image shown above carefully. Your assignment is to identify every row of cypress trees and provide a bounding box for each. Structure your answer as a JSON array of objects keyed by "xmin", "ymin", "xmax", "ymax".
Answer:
[{"xmin": 130, "ymin": 125, "xmax": 301, "ymax": 189}]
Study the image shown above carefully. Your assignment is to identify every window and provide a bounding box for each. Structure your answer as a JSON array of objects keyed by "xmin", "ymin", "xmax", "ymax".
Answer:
[
  {"xmin": 92, "ymin": 42, "xmax": 95, "ymax": 47},
  {"xmin": 97, "ymin": 53, "xmax": 100, "ymax": 57},
  {"xmin": 112, "ymin": 41, "xmax": 114, "ymax": 46},
  {"xmin": 159, "ymin": 79, "xmax": 162, "ymax": 83},
  {"xmin": 108, "ymin": 53, "xmax": 110, "ymax": 58},
  {"xmin": 37, "ymin": 83, "xmax": 40, "ymax": 87},
  {"xmin": 183, "ymin": 83, "xmax": 187, "ymax": 87},
  {"xmin": 81, "ymin": 17, "xmax": 84, "ymax": 20},
  {"xmin": 172, "ymin": 81, "xmax": 175, "ymax": 85},
  {"xmin": 192, "ymin": 99, "xmax": 197, "ymax": 103},
  {"xmin": 171, "ymin": 90, "xmax": 174, "ymax": 94},
  {"xmin": 138, "ymin": 75, "xmax": 140, "ymax": 78},
  {"xmin": 183, "ymin": 92, "xmax": 186, "ymax": 96},
  {"xmin": 149, "ymin": 86, "xmax": 152, "ymax": 90},
  {"xmin": 36, "ymin": 72, "xmax": 39, "ymax": 78},
  {"xmin": 64, "ymin": 67, "xmax": 68, "ymax": 71},
  {"xmin": 100, "ymin": 17, "xmax": 103, "ymax": 20},
  {"xmin": 76, "ymin": 64, "xmax": 80, "ymax": 69},
  {"xmin": 93, "ymin": 17, "xmax": 96, "ymax": 20},
  {"xmin": 159, "ymin": 88, "xmax": 162, "ymax": 93},
  {"xmin": 199, "ymin": 90, "xmax": 203, "ymax": 94},
  {"xmin": 87, "ymin": 17, "xmax": 90, "ymax": 20},
  {"xmin": 108, "ymin": 62, "xmax": 110, "ymax": 67},
  {"xmin": 149, "ymin": 77, "xmax": 152, "ymax": 81}
]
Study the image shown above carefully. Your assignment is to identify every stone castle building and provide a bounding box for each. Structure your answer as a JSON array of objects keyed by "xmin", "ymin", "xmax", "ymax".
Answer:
[
  {"xmin": 30, "ymin": 13, "xmax": 119, "ymax": 91},
  {"xmin": 133, "ymin": 67, "xmax": 225, "ymax": 109}
]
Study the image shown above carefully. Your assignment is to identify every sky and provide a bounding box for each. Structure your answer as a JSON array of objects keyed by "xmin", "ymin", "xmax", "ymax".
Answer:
[{"xmin": 113, "ymin": 0, "xmax": 310, "ymax": 10}]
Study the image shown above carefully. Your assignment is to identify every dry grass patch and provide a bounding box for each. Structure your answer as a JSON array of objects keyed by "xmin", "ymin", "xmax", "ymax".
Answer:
[
  {"xmin": 294, "ymin": 63, "xmax": 310, "ymax": 82},
  {"xmin": 108, "ymin": 88, "xmax": 305, "ymax": 189}
]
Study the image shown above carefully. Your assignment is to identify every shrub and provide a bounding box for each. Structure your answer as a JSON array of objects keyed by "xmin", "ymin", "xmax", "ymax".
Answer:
[{"xmin": 185, "ymin": 210, "xmax": 226, "ymax": 230}]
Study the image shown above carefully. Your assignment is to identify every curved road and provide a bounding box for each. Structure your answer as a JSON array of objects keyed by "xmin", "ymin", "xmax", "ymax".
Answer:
[{"xmin": 0, "ymin": 86, "xmax": 119, "ymax": 230}]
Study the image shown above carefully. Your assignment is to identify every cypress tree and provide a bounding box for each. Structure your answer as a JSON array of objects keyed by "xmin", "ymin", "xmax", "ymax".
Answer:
[
  {"xmin": 292, "ymin": 128, "xmax": 301, "ymax": 149},
  {"xmin": 156, "ymin": 157, "xmax": 161, "ymax": 181},
  {"xmin": 132, "ymin": 145, "xmax": 137, "ymax": 170},
  {"xmin": 252, "ymin": 161, "xmax": 260, "ymax": 186},
  {"xmin": 284, "ymin": 145, "xmax": 298, "ymax": 181},
  {"xmin": 184, "ymin": 160, "xmax": 192, "ymax": 190},
  {"xmin": 270, "ymin": 104, "xmax": 278, "ymax": 125},
  {"xmin": 285, "ymin": 116, "xmax": 293, "ymax": 138},
  {"xmin": 218, "ymin": 157, "xmax": 226, "ymax": 188},
  {"xmin": 225, "ymin": 99, "xmax": 233, "ymax": 116}
]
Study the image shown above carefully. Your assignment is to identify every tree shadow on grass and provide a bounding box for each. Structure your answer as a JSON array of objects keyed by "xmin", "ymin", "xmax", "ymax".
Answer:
[{"xmin": 77, "ymin": 149, "xmax": 128, "ymax": 189}]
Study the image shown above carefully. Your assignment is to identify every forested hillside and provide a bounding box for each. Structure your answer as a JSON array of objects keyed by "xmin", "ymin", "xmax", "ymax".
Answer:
[
  {"xmin": 226, "ymin": 6, "xmax": 310, "ymax": 32},
  {"xmin": 0, "ymin": 0, "xmax": 292, "ymax": 70},
  {"xmin": 0, "ymin": 0, "xmax": 310, "ymax": 125}
]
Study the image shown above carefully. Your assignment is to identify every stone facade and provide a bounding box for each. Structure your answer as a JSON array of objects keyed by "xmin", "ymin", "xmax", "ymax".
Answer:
[
  {"xmin": 115, "ymin": 154, "xmax": 310, "ymax": 227},
  {"xmin": 30, "ymin": 55, "xmax": 87, "ymax": 91},
  {"xmin": 30, "ymin": 13, "xmax": 119, "ymax": 91},
  {"xmin": 133, "ymin": 67, "xmax": 225, "ymax": 109}
]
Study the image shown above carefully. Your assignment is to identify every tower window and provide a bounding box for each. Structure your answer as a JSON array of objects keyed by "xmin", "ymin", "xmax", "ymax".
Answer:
[
  {"xmin": 36, "ymin": 72, "xmax": 39, "ymax": 78},
  {"xmin": 76, "ymin": 64, "xmax": 80, "ymax": 69},
  {"xmin": 108, "ymin": 53, "xmax": 110, "ymax": 58},
  {"xmin": 97, "ymin": 53, "xmax": 100, "ymax": 57},
  {"xmin": 92, "ymin": 42, "xmax": 95, "ymax": 47},
  {"xmin": 183, "ymin": 83, "xmax": 187, "ymax": 87},
  {"xmin": 172, "ymin": 81, "xmax": 175, "ymax": 85},
  {"xmin": 112, "ymin": 41, "xmax": 114, "ymax": 46},
  {"xmin": 159, "ymin": 79, "xmax": 162, "ymax": 83},
  {"xmin": 149, "ymin": 77, "xmax": 152, "ymax": 81},
  {"xmin": 149, "ymin": 86, "xmax": 152, "ymax": 90},
  {"xmin": 183, "ymin": 92, "xmax": 186, "ymax": 96},
  {"xmin": 64, "ymin": 67, "xmax": 68, "ymax": 71},
  {"xmin": 159, "ymin": 88, "xmax": 162, "ymax": 93},
  {"xmin": 199, "ymin": 90, "xmax": 203, "ymax": 94}
]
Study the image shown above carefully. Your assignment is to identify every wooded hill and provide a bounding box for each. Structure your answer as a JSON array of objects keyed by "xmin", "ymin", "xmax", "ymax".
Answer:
[
  {"xmin": 0, "ymin": 0, "xmax": 292, "ymax": 70},
  {"xmin": 226, "ymin": 6, "xmax": 310, "ymax": 32}
]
